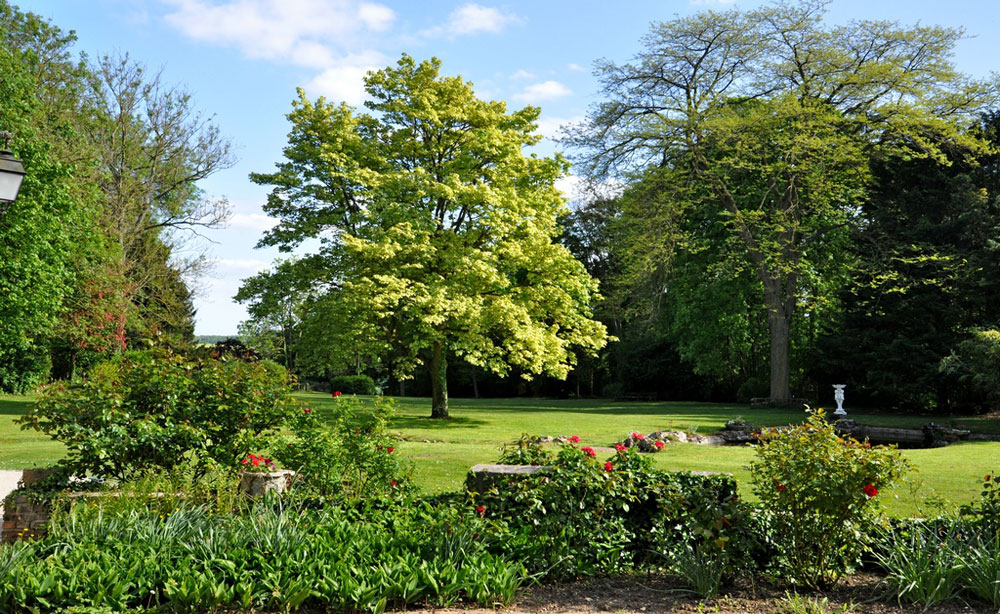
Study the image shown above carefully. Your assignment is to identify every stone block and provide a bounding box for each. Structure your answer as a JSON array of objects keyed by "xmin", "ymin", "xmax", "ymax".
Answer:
[{"xmin": 466, "ymin": 463, "xmax": 551, "ymax": 493}]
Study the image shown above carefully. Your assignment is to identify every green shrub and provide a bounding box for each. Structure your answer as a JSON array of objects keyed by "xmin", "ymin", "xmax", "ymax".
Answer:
[
  {"xmin": 329, "ymin": 374, "xmax": 377, "ymax": 395},
  {"xmin": 940, "ymin": 328, "xmax": 1000, "ymax": 410},
  {"xmin": 749, "ymin": 408, "xmax": 910, "ymax": 588},
  {"xmin": 473, "ymin": 437, "xmax": 744, "ymax": 580},
  {"xmin": 274, "ymin": 396, "xmax": 413, "ymax": 503},
  {"xmin": 18, "ymin": 349, "xmax": 299, "ymax": 479},
  {"xmin": 497, "ymin": 434, "xmax": 554, "ymax": 465}
]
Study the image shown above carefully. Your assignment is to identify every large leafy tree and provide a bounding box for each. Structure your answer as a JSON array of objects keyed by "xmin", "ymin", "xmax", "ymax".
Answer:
[
  {"xmin": 243, "ymin": 55, "xmax": 608, "ymax": 417},
  {"xmin": 569, "ymin": 0, "xmax": 998, "ymax": 401},
  {"xmin": 0, "ymin": 1, "xmax": 101, "ymax": 391}
]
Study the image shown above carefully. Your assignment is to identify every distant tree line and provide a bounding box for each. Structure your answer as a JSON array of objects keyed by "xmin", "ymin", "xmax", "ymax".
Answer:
[{"xmin": 0, "ymin": 1, "xmax": 231, "ymax": 391}]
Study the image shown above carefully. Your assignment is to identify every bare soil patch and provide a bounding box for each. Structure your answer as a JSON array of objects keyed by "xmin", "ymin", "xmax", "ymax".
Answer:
[{"xmin": 425, "ymin": 574, "xmax": 995, "ymax": 614}]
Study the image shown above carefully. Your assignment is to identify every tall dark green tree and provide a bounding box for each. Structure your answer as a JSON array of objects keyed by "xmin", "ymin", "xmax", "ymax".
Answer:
[{"xmin": 569, "ymin": 0, "xmax": 998, "ymax": 401}]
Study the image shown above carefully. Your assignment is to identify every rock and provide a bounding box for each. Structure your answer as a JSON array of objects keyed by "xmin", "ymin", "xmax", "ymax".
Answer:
[
  {"xmin": 466, "ymin": 463, "xmax": 551, "ymax": 493},
  {"xmin": 554, "ymin": 436, "xmax": 569, "ymax": 444},
  {"xmin": 650, "ymin": 430, "xmax": 687, "ymax": 443},
  {"xmin": 533, "ymin": 435, "xmax": 555, "ymax": 443}
]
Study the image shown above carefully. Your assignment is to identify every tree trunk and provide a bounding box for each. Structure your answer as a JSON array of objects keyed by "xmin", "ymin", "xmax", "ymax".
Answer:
[
  {"xmin": 471, "ymin": 369, "xmax": 480, "ymax": 399},
  {"xmin": 763, "ymin": 283, "xmax": 793, "ymax": 401},
  {"xmin": 429, "ymin": 341, "xmax": 449, "ymax": 419}
]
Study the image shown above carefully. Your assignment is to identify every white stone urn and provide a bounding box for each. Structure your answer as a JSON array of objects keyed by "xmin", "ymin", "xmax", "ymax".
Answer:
[{"xmin": 239, "ymin": 470, "xmax": 295, "ymax": 497}]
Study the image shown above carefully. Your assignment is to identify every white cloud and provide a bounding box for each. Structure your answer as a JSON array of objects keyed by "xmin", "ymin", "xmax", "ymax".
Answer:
[
  {"xmin": 216, "ymin": 258, "xmax": 273, "ymax": 273},
  {"xmin": 510, "ymin": 68, "xmax": 535, "ymax": 80},
  {"xmin": 535, "ymin": 114, "xmax": 585, "ymax": 140},
  {"xmin": 305, "ymin": 50, "xmax": 388, "ymax": 104},
  {"xmin": 567, "ymin": 62, "xmax": 585, "ymax": 72},
  {"xmin": 422, "ymin": 3, "xmax": 521, "ymax": 38},
  {"xmin": 228, "ymin": 212, "xmax": 280, "ymax": 232},
  {"xmin": 162, "ymin": 0, "xmax": 395, "ymax": 103},
  {"xmin": 512, "ymin": 80, "xmax": 572, "ymax": 102}
]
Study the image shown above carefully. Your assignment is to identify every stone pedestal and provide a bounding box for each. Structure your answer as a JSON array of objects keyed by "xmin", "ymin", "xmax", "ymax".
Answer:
[
  {"xmin": 239, "ymin": 470, "xmax": 296, "ymax": 497},
  {"xmin": 466, "ymin": 463, "xmax": 551, "ymax": 493}
]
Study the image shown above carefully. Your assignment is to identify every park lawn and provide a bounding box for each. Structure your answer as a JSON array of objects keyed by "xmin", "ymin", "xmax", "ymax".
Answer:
[{"xmin": 2, "ymin": 392, "xmax": 997, "ymax": 516}]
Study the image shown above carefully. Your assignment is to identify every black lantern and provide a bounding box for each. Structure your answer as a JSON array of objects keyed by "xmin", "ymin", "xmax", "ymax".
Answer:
[{"xmin": 0, "ymin": 131, "xmax": 26, "ymax": 209}]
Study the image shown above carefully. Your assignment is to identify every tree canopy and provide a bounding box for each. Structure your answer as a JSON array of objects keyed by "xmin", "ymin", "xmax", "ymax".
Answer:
[
  {"xmin": 569, "ymin": 0, "xmax": 1000, "ymax": 401},
  {"xmin": 240, "ymin": 55, "xmax": 608, "ymax": 417}
]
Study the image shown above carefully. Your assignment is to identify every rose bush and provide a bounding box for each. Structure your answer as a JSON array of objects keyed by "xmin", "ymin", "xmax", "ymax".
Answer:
[{"xmin": 749, "ymin": 408, "xmax": 909, "ymax": 588}]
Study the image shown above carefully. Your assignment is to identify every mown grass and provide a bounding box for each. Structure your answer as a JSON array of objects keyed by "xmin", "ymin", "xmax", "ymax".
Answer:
[{"xmin": 2, "ymin": 392, "xmax": 997, "ymax": 516}]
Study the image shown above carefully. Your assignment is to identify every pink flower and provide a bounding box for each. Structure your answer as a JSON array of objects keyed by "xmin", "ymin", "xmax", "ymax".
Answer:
[
  {"xmin": 568, "ymin": 435, "xmax": 580, "ymax": 443},
  {"xmin": 303, "ymin": 407, "xmax": 312, "ymax": 414},
  {"xmin": 333, "ymin": 391, "xmax": 342, "ymax": 398},
  {"xmin": 654, "ymin": 440, "xmax": 665, "ymax": 450},
  {"xmin": 614, "ymin": 444, "xmax": 626, "ymax": 452},
  {"xmin": 581, "ymin": 446, "xmax": 596, "ymax": 457},
  {"xmin": 604, "ymin": 461, "xmax": 613, "ymax": 472}
]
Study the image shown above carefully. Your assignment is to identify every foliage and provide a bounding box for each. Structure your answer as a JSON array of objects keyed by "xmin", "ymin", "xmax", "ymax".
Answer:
[
  {"xmin": 241, "ymin": 54, "xmax": 608, "ymax": 418},
  {"xmin": 496, "ymin": 434, "xmax": 554, "ymax": 465},
  {"xmin": 329, "ymin": 374, "xmax": 376, "ymax": 395},
  {"xmin": 17, "ymin": 349, "xmax": 298, "ymax": 479},
  {"xmin": 569, "ymin": 0, "xmax": 999, "ymax": 401},
  {"xmin": 940, "ymin": 329, "xmax": 1000, "ymax": 412},
  {"xmin": 0, "ymin": 2, "xmax": 98, "ymax": 393},
  {"xmin": 0, "ymin": 499, "xmax": 524, "ymax": 613},
  {"xmin": 749, "ymin": 408, "xmax": 910, "ymax": 587},
  {"xmin": 874, "ymin": 521, "xmax": 966, "ymax": 608},
  {"xmin": 210, "ymin": 338, "xmax": 261, "ymax": 362},
  {"xmin": 474, "ymin": 437, "xmax": 745, "ymax": 580},
  {"xmin": 274, "ymin": 396, "xmax": 413, "ymax": 503}
]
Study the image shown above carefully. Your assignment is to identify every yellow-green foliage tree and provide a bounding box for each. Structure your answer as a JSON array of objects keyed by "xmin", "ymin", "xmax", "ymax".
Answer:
[{"xmin": 243, "ymin": 55, "xmax": 608, "ymax": 418}]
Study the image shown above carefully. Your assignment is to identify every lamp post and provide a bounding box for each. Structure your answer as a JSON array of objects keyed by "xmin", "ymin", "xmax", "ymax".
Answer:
[{"xmin": 0, "ymin": 131, "xmax": 26, "ymax": 214}]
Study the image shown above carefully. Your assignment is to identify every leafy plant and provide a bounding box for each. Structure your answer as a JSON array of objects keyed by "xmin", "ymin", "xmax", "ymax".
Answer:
[
  {"xmin": 329, "ymin": 374, "xmax": 377, "ymax": 395},
  {"xmin": 874, "ymin": 521, "xmax": 965, "ymax": 608},
  {"xmin": 497, "ymin": 434, "xmax": 554, "ymax": 465},
  {"xmin": 18, "ymin": 349, "xmax": 299, "ymax": 479},
  {"xmin": 749, "ymin": 408, "xmax": 909, "ymax": 588},
  {"xmin": 274, "ymin": 395, "xmax": 413, "ymax": 503}
]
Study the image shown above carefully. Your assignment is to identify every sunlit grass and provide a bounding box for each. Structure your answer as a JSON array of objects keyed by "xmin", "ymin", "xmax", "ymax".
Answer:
[{"xmin": 2, "ymin": 391, "xmax": 997, "ymax": 516}]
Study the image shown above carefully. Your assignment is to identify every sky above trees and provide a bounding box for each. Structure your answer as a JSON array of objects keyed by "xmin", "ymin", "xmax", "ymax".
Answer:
[{"xmin": 17, "ymin": 0, "xmax": 1000, "ymax": 334}]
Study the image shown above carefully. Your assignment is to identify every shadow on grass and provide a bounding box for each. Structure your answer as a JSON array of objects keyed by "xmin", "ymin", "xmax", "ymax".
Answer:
[
  {"xmin": 0, "ymin": 397, "xmax": 31, "ymax": 417},
  {"xmin": 390, "ymin": 415, "xmax": 488, "ymax": 430}
]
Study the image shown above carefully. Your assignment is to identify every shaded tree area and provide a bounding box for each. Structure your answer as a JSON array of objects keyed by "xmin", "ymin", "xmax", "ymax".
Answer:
[{"xmin": 0, "ymin": 2, "xmax": 231, "ymax": 390}]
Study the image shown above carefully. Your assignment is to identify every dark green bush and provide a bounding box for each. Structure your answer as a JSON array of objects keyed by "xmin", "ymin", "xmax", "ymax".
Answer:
[
  {"xmin": 471, "ymin": 437, "xmax": 745, "ymax": 580},
  {"xmin": 18, "ymin": 349, "xmax": 299, "ymax": 479},
  {"xmin": 329, "ymin": 374, "xmax": 377, "ymax": 395}
]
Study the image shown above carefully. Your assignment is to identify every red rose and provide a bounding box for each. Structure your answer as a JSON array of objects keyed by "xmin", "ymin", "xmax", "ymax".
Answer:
[
  {"xmin": 303, "ymin": 407, "xmax": 311, "ymax": 414},
  {"xmin": 654, "ymin": 440, "xmax": 665, "ymax": 450},
  {"xmin": 581, "ymin": 446, "xmax": 596, "ymax": 457},
  {"xmin": 387, "ymin": 447, "xmax": 394, "ymax": 453},
  {"xmin": 633, "ymin": 432, "xmax": 645, "ymax": 440},
  {"xmin": 390, "ymin": 480, "xmax": 398, "ymax": 486},
  {"xmin": 604, "ymin": 461, "xmax": 613, "ymax": 472},
  {"xmin": 475, "ymin": 505, "xmax": 485, "ymax": 515},
  {"xmin": 614, "ymin": 444, "xmax": 626, "ymax": 452},
  {"xmin": 777, "ymin": 483, "xmax": 786, "ymax": 492},
  {"xmin": 333, "ymin": 391, "xmax": 342, "ymax": 397},
  {"xmin": 251, "ymin": 456, "xmax": 261, "ymax": 467},
  {"xmin": 568, "ymin": 435, "xmax": 580, "ymax": 443},
  {"xmin": 241, "ymin": 458, "xmax": 248, "ymax": 465},
  {"xmin": 863, "ymin": 484, "xmax": 878, "ymax": 498}
]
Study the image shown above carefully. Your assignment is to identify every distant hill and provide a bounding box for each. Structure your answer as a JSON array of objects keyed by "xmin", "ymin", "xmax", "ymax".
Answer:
[{"xmin": 195, "ymin": 335, "xmax": 241, "ymax": 345}]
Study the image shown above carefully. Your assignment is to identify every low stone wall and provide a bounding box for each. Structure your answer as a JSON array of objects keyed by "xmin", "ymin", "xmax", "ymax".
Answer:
[{"xmin": 1, "ymin": 495, "xmax": 50, "ymax": 542}]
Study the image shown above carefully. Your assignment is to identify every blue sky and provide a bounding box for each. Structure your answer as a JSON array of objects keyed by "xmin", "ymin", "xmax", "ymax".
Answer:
[{"xmin": 16, "ymin": 0, "xmax": 1000, "ymax": 335}]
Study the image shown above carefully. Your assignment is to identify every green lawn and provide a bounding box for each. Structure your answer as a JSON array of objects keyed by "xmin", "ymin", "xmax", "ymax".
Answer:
[{"xmin": 2, "ymin": 392, "xmax": 997, "ymax": 516}]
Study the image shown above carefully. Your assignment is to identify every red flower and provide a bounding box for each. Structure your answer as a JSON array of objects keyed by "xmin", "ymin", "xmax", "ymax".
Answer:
[
  {"xmin": 390, "ymin": 480, "xmax": 398, "ymax": 486},
  {"xmin": 986, "ymin": 475, "xmax": 993, "ymax": 483},
  {"xmin": 632, "ymin": 432, "xmax": 645, "ymax": 440},
  {"xmin": 303, "ymin": 407, "xmax": 312, "ymax": 414},
  {"xmin": 240, "ymin": 458, "xmax": 248, "ymax": 465},
  {"xmin": 332, "ymin": 391, "xmax": 342, "ymax": 397},
  {"xmin": 475, "ymin": 504, "xmax": 485, "ymax": 515},
  {"xmin": 604, "ymin": 461, "xmax": 613, "ymax": 472},
  {"xmin": 568, "ymin": 435, "xmax": 580, "ymax": 443},
  {"xmin": 654, "ymin": 440, "xmax": 665, "ymax": 450},
  {"xmin": 863, "ymin": 484, "xmax": 878, "ymax": 498},
  {"xmin": 614, "ymin": 444, "xmax": 626, "ymax": 452},
  {"xmin": 387, "ymin": 447, "xmax": 394, "ymax": 453},
  {"xmin": 581, "ymin": 446, "xmax": 596, "ymax": 457},
  {"xmin": 777, "ymin": 483, "xmax": 786, "ymax": 492},
  {"xmin": 251, "ymin": 456, "xmax": 261, "ymax": 467}
]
